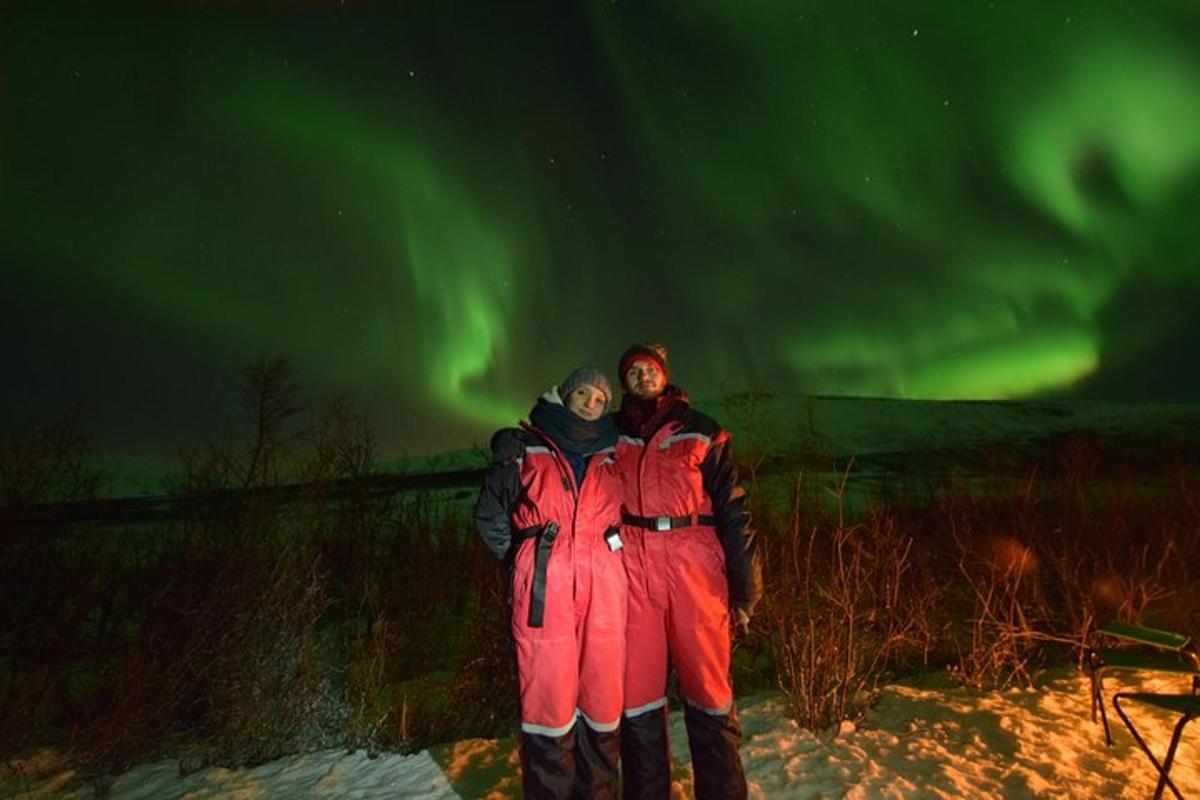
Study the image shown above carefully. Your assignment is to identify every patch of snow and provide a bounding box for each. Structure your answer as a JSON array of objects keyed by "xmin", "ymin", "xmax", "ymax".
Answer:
[
  {"xmin": 9, "ymin": 749, "xmax": 457, "ymax": 799},
  {"xmin": 7, "ymin": 668, "xmax": 1198, "ymax": 798}
]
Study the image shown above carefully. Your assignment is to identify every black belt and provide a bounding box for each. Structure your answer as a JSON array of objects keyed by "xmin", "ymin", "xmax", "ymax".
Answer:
[
  {"xmin": 514, "ymin": 522, "xmax": 559, "ymax": 628},
  {"xmin": 621, "ymin": 511, "xmax": 716, "ymax": 531}
]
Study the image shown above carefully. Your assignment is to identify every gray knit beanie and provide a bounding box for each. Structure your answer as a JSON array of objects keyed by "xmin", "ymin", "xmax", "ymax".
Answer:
[{"xmin": 559, "ymin": 366, "xmax": 613, "ymax": 411}]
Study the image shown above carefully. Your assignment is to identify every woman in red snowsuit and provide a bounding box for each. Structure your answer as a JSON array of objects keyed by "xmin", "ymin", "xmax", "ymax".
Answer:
[{"xmin": 475, "ymin": 366, "xmax": 627, "ymax": 799}]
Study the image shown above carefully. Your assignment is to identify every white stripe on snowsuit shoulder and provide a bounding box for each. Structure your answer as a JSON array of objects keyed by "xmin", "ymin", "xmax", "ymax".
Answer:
[
  {"xmin": 618, "ymin": 435, "xmax": 644, "ymax": 446},
  {"xmin": 623, "ymin": 697, "xmax": 667, "ymax": 718},
  {"xmin": 593, "ymin": 446, "xmax": 616, "ymax": 455},
  {"xmin": 520, "ymin": 711, "xmax": 578, "ymax": 737},
  {"xmin": 525, "ymin": 446, "xmax": 553, "ymax": 455},
  {"xmin": 659, "ymin": 432, "xmax": 712, "ymax": 449}
]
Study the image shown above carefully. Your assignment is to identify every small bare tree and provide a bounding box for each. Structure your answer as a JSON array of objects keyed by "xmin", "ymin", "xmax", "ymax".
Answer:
[
  {"xmin": 0, "ymin": 409, "xmax": 101, "ymax": 507},
  {"xmin": 239, "ymin": 354, "xmax": 304, "ymax": 490},
  {"xmin": 303, "ymin": 395, "xmax": 374, "ymax": 485}
]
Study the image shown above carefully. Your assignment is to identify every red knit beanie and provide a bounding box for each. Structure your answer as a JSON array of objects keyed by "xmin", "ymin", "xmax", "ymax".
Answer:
[{"xmin": 618, "ymin": 342, "xmax": 669, "ymax": 388}]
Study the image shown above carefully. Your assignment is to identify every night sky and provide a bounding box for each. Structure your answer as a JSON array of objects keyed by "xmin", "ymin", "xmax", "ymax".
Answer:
[{"xmin": 3, "ymin": 2, "xmax": 1199, "ymax": 462}]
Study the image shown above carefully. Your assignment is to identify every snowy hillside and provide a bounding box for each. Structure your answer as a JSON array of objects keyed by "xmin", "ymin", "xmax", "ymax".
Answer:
[{"xmin": 714, "ymin": 394, "xmax": 1200, "ymax": 466}]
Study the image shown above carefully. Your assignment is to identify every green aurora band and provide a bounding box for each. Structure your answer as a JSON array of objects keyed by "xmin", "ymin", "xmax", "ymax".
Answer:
[
  {"xmin": 2, "ymin": 2, "xmax": 1198, "ymax": 455},
  {"xmin": 588, "ymin": 1, "xmax": 1200, "ymax": 399}
]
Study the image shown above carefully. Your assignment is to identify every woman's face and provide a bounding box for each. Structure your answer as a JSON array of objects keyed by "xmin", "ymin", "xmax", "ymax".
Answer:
[{"xmin": 565, "ymin": 385, "xmax": 607, "ymax": 421}]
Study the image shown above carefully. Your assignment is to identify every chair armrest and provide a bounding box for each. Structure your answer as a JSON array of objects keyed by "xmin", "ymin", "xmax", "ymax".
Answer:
[{"xmin": 1097, "ymin": 621, "xmax": 1190, "ymax": 652}]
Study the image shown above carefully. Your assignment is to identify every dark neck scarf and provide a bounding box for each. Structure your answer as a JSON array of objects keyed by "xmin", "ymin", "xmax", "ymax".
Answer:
[
  {"xmin": 617, "ymin": 384, "xmax": 690, "ymax": 439},
  {"xmin": 528, "ymin": 398, "xmax": 617, "ymax": 455}
]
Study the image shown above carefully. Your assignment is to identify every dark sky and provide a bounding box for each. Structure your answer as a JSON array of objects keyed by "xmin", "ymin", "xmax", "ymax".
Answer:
[{"xmin": 3, "ymin": 1, "xmax": 1199, "ymax": 462}]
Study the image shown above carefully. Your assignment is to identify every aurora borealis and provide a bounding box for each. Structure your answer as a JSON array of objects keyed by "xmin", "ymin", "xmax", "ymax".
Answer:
[{"xmin": 2, "ymin": 2, "xmax": 1199, "ymax": 458}]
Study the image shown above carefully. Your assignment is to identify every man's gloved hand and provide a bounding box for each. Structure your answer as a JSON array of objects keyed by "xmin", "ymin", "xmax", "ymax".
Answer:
[{"xmin": 734, "ymin": 604, "xmax": 751, "ymax": 637}]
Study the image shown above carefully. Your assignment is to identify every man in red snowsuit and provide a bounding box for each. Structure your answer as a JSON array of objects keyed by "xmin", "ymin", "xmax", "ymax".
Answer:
[
  {"xmin": 475, "ymin": 367, "xmax": 628, "ymax": 799},
  {"xmin": 614, "ymin": 343, "xmax": 761, "ymax": 800}
]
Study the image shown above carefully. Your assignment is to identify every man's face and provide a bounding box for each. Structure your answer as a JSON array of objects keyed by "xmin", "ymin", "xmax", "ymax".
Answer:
[
  {"xmin": 624, "ymin": 358, "xmax": 666, "ymax": 400},
  {"xmin": 565, "ymin": 385, "xmax": 607, "ymax": 421}
]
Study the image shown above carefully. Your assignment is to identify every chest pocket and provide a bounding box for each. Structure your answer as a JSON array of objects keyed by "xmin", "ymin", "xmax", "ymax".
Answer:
[
  {"xmin": 658, "ymin": 433, "xmax": 708, "ymax": 469},
  {"xmin": 651, "ymin": 434, "xmax": 709, "ymax": 513},
  {"xmin": 584, "ymin": 454, "xmax": 623, "ymax": 522}
]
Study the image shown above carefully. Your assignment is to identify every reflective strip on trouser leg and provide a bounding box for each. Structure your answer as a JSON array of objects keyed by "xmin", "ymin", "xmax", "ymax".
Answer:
[
  {"xmin": 685, "ymin": 696, "xmax": 733, "ymax": 716},
  {"xmin": 623, "ymin": 696, "xmax": 667, "ymax": 718},
  {"xmin": 520, "ymin": 712, "xmax": 578, "ymax": 738},
  {"xmin": 578, "ymin": 709, "xmax": 620, "ymax": 733}
]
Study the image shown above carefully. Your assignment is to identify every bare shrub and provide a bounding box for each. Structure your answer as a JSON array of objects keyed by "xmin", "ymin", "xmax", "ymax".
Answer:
[
  {"xmin": 238, "ymin": 354, "xmax": 304, "ymax": 490},
  {"xmin": 344, "ymin": 616, "xmax": 392, "ymax": 755},
  {"xmin": 205, "ymin": 545, "xmax": 340, "ymax": 765},
  {"xmin": 768, "ymin": 466, "xmax": 939, "ymax": 732},
  {"xmin": 951, "ymin": 527, "xmax": 1060, "ymax": 690},
  {"xmin": 0, "ymin": 409, "xmax": 101, "ymax": 507},
  {"xmin": 946, "ymin": 433, "xmax": 1196, "ymax": 685}
]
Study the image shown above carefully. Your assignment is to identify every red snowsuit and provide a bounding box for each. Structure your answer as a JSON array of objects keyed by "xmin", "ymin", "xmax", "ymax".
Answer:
[
  {"xmin": 615, "ymin": 391, "xmax": 761, "ymax": 800},
  {"xmin": 475, "ymin": 423, "xmax": 627, "ymax": 799}
]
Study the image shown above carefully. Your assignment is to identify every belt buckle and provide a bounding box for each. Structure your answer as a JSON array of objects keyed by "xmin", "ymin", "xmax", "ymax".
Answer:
[{"xmin": 654, "ymin": 516, "xmax": 671, "ymax": 532}]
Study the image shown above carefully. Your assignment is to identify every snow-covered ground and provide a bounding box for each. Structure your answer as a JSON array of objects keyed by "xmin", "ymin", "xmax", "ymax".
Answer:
[{"xmin": 6, "ymin": 667, "xmax": 1197, "ymax": 798}]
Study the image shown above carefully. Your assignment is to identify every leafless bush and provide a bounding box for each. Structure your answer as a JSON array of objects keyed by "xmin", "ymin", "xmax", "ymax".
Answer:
[
  {"xmin": 0, "ymin": 409, "xmax": 101, "ymax": 507},
  {"xmin": 344, "ymin": 616, "xmax": 392, "ymax": 755},
  {"xmin": 768, "ymin": 466, "xmax": 939, "ymax": 732},
  {"xmin": 205, "ymin": 545, "xmax": 340, "ymax": 765},
  {"xmin": 950, "ymin": 526, "xmax": 1062, "ymax": 690},
  {"xmin": 762, "ymin": 436, "xmax": 1200, "ymax": 732},
  {"xmin": 946, "ymin": 435, "xmax": 1196, "ymax": 684}
]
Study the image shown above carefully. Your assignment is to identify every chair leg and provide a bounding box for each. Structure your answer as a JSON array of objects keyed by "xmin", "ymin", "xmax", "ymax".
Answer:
[
  {"xmin": 1090, "ymin": 665, "xmax": 1099, "ymax": 723},
  {"xmin": 1153, "ymin": 714, "xmax": 1195, "ymax": 800},
  {"xmin": 1113, "ymin": 694, "xmax": 1187, "ymax": 800},
  {"xmin": 1092, "ymin": 667, "xmax": 1113, "ymax": 746}
]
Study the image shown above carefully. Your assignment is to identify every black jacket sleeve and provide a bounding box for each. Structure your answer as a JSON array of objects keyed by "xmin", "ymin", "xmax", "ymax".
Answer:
[
  {"xmin": 474, "ymin": 428, "xmax": 525, "ymax": 563},
  {"xmin": 701, "ymin": 429, "xmax": 762, "ymax": 614}
]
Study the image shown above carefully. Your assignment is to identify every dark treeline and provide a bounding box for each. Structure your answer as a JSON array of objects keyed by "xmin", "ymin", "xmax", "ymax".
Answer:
[{"xmin": 0, "ymin": 468, "xmax": 485, "ymax": 528}]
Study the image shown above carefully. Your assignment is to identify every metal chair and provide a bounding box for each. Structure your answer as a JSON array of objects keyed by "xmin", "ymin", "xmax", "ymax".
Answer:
[
  {"xmin": 1085, "ymin": 620, "xmax": 1200, "ymax": 799},
  {"xmin": 1087, "ymin": 621, "xmax": 1200, "ymax": 745},
  {"xmin": 1112, "ymin": 691, "xmax": 1199, "ymax": 800}
]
